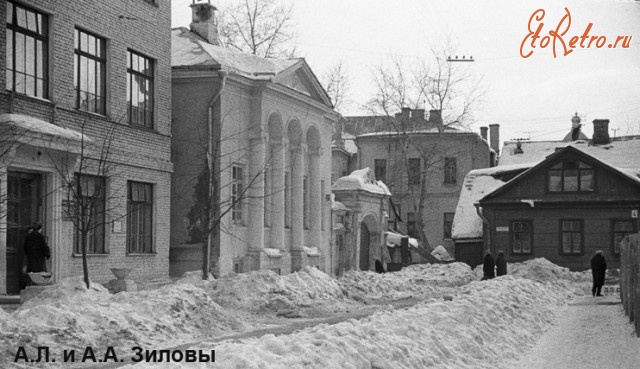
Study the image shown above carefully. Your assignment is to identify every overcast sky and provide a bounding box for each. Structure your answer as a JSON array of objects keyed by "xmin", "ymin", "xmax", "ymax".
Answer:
[{"xmin": 172, "ymin": 0, "xmax": 640, "ymax": 144}]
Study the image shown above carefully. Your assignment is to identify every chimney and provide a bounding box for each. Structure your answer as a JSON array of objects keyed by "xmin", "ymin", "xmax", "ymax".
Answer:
[
  {"xmin": 571, "ymin": 112, "xmax": 581, "ymax": 128},
  {"xmin": 428, "ymin": 109, "xmax": 443, "ymax": 129},
  {"xmin": 592, "ymin": 119, "xmax": 610, "ymax": 145},
  {"xmin": 401, "ymin": 107, "xmax": 411, "ymax": 121},
  {"xmin": 190, "ymin": 0, "xmax": 219, "ymax": 45},
  {"xmin": 480, "ymin": 126, "xmax": 488, "ymax": 141},
  {"xmin": 411, "ymin": 109, "xmax": 425, "ymax": 121},
  {"xmin": 489, "ymin": 124, "xmax": 500, "ymax": 155}
]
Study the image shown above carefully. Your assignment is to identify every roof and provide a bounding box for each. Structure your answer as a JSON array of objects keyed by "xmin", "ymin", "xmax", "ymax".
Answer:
[
  {"xmin": 356, "ymin": 127, "xmax": 465, "ymax": 139},
  {"xmin": 172, "ymin": 28, "xmax": 299, "ymax": 78},
  {"xmin": 332, "ymin": 168, "xmax": 391, "ymax": 196},
  {"xmin": 452, "ymin": 165, "xmax": 528, "ymax": 240},
  {"xmin": 0, "ymin": 114, "xmax": 89, "ymax": 153},
  {"xmin": 386, "ymin": 231, "xmax": 419, "ymax": 248},
  {"xmin": 171, "ymin": 27, "xmax": 332, "ymax": 107},
  {"xmin": 498, "ymin": 140, "xmax": 584, "ymax": 166}
]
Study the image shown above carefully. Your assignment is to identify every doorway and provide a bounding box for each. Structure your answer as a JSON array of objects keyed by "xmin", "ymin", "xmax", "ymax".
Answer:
[
  {"xmin": 359, "ymin": 222, "xmax": 370, "ymax": 271},
  {"xmin": 6, "ymin": 171, "xmax": 44, "ymax": 295}
]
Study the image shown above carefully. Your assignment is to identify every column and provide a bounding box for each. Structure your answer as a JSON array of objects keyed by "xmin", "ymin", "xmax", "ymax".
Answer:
[
  {"xmin": 308, "ymin": 149, "xmax": 321, "ymax": 249},
  {"xmin": 248, "ymin": 137, "xmax": 265, "ymax": 251},
  {"xmin": 290, "ymin": 144, "xmax": 305, "ymax": 271},
  {"xmin": 270, "ymin": 140, "xmax": 285, "ymax": 249}
]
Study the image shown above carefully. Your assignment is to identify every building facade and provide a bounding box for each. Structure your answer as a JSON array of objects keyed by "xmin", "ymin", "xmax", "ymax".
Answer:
[
  {"xmin": 351, "ymin": 109, "xmax": 496, "ymax": 257},
  {"xmin": 170, "ymin": 3, "xmax": 337, "ymax": 277},
  {"xmin": 0, "ymin": 0, "xmax": 173, "ymax": 294}
]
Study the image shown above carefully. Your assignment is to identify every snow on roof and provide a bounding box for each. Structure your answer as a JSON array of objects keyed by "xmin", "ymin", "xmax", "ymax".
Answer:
[
  {"xmin": 331, "ymin": 200, "xmax": 349, "ymax": 212},
  {"xmin": 172, "ymin": 28, "xmax": 300, "ymax": 79},
  {"xmin": 332, "ymin": 168, "xmax": 391, "ymax": 196},
  {"xmin": 356, "ymin": 127, "xmax": 464, "ymax": 138},
  {"xmin": 574, "ymin": 138, "xmax": 640, "ymax": 184},
  {"xmin": 1, "ymin": 113, "xmax": 87, "ymax": 142},
  {"xmin": 452, "ymin": 167, "xmax": 518, "ymax": 240},
  {"xmin": 385, "ymin": 231, "xmax": 419, "ymax": 248},
  {"xmin": 431, "ymin": 245, "xmax": 454, "ymax": 261},
  {"xmin": 343, "ymin": 136, "xmax": 357, "ymax": 154},
  {"xmin": 498, "ymin": 140, "xmax": 586, "ymax": 166}
]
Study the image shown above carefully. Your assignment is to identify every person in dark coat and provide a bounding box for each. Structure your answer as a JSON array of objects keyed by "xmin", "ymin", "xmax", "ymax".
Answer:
[
  {"xmin": 374, "ymin": 259, "xmax": 386, "ymax": 274},
  {"xmin": 482, "ymin": 250, "xmax": 495, "ymax": 280},
  {"xmin": 590, "ymin": 250, "xmax": 607, "ymax": 296},
  {"xmin": 23, "ymin": 222, "xmax": 50, "ymax": 273},
  {"xmin": 495, "ymin": 251, "xmax": 507, "ymax": 277}
]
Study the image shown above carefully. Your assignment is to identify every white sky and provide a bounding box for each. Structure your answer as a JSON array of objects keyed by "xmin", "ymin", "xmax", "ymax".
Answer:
[{"xmin": 171, "ymin": 0, "xmax": 640, "ymax": 143}]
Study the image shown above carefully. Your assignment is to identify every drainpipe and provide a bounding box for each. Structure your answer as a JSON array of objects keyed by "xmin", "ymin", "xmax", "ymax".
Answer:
[
  {"xmin": 203, "ymin": 70, "xmax": 228, "ymax": 279},
  {"xmin": 474, "ymin": 202, "xmax": 491, "ymax": 253}
]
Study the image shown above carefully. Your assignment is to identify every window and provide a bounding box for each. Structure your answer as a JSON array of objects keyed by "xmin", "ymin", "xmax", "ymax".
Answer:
[
  {"xmin": 127, "ymin": 50, "xmax": 154, "ymax": 128},
  {"xmin": 74, "ymin": 175, "xmax": 106, "ymax": 254},
  {"xmin": 321, "ymin": 180, "xmax": 325, "ymax": 231},
  {"xmin": 408, "ymin": 158, "xmax": 420, "ymax": 185},
  {"xmin": 443, "ymin": 213, "xmax": 454, "ymax": 239},
  {"xmin": 561, "ymin": 220, "xmax": 582, "ymax": 254},
  {"xmin": 231, "ymin": 166, "xmax": 244, "ymax": 224},
  {"xmin": 74, "ymin": 28, "xmax": 106, "ymax": 114},
  {"xmin": 612, "ymin": 220, "xmax": 636, "ymax": 255},
  {"xmin": 407, "ymin": 212, "xmax": 417, "ymax": 238},
  {"xmin": 127, "ymin": 181, "xmax": 153, "ymax": 253},
  {"xmin": 512, "ymin": 221, "xmax": 532, "ymax": 254},
  {"xmin": 284, "ymin": 172, "xmax": 290, "ymax": 228},
  {"xmin": 6, "ymin": 1, "xmax": 48, "ymax": 98},
  {"xmin": 374, "ymin": 159, "xmax": 387, "ymax": 183},
  {"xmin": 548, "ymin": 160, "xmax": 594, "ymax": 192},
  {"xmin": 444, "ymin": 157, "xmax": 457, "ymax": 184}
]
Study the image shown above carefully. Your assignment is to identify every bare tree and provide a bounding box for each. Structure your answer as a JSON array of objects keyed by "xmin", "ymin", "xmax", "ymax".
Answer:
[
  {"xmin": 365, "ymin": 49, "xmax": 483, "ymax": 254},
  {"xmin": 52, "ymin": 119, "xmax": 123, "ymax": 289},
  {"xmin": 218, "ymin": 0, "xmax": 296, "ymax": 58},
  {"xmin": 321, "ymin": 60, "xmax": 351, "ymax": 113}
]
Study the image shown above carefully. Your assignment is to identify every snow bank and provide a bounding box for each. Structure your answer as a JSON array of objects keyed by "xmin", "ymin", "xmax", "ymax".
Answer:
[
  {"xmin": 0, "ymin": 277, "xmax": 243, "ymax": 366},
  {"xmin": 126, "ymin": 277, "xmax": 569, "ymax": 369},
  {"xmin": 339, "ymin": 263, "xmax": 474, "ymax": 301},
  {"xmin": 211, "ymin": 267, "xmax": 351, "ymax": 317}
]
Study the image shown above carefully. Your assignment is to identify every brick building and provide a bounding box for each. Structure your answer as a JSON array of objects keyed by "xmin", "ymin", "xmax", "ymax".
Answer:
[
  {"xmin": 0, "ymin": 0, "xmax": 172, "ymax": 295},
  {"xmin": 170, "ymin": 2, "xmax": 337, "ymax": 277}
]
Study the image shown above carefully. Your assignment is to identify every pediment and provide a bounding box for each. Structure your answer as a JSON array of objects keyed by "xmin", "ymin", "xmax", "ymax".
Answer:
[{"xmin": 274, "ymin": 60, "xmax": 333, "ymax": 108}]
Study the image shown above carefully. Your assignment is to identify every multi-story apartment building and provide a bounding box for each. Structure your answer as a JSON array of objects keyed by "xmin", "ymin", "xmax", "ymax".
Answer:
[{"xmin": 0, "ymin": 0, "xmax": 172, "ymax": 295}]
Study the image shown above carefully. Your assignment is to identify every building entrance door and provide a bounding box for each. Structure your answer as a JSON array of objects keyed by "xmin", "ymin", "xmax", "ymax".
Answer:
[
  {"xmin": 359, "ymin": 222, "xmax": 370, "ymax": 271},
  {"xmin": 6, "ymin": 171, "xmax": 43, "ymax": 295}
]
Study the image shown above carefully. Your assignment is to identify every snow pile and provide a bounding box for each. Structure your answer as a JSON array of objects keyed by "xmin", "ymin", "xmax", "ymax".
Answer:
[
  {"xmin": 128, "ymin": 277, "xmax": 568, "ymax": 369},
  {"xmin": 332, "ymin": 167, "xmax": 391, "ymax": 195},
  {"xmin": 211, "ymin": 267, "xmax": 350, "ymax": 317},
  {"xmin": 507, "ymin": 258, "xmax": 590, "ymax": 283},
  {"xmin": 431, "ymin": 245, "xmax": 454, "ymax": 261},
  {"xmin": 339, "ymin": 263, "xmax": 474, "ymax": 301},
  {"xmin": 0, "ymin": 277, "xmax": 243, "ymax": 366}
]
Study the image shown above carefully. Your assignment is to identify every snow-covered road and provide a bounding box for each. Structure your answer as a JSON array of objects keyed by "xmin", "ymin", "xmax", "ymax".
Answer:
[{"xmin": 512, "ymin": 294, "xmax": 640, "ymax": 369}]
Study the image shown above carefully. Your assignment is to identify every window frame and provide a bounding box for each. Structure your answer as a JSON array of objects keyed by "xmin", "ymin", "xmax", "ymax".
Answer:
[
  {"xmin": 231, "ymin": 165, "xmax": 245, "ymax": 225},
  {"xmin": 559, "ymin": 219, "xmax": 583, "ymax": 255},
  {"xmin": 126, "ymin": 49, "xmax": 154, "ymax": 128},
  {"xmin": 6, "ymin": 1, "xmax": 49, "ymax": 98},
  {"xmin": 73, "ymin": 174, "xmax": 106, "ymax": 255},
  {"xmin": 407, "ymin": 158, "xmax": 421, "ymax": 186},
  {"xmin": 611, "ymin": 219, "xmax": 636, "ymax": 256},
  {"xmin": 511, "ymin": 220, "xmax": 533, "ymax": 255},
  {"xmin": 547, "ymin": 160, "xmax": 595, "ymax": 193},
  {"xmin": 444, "ymin": 156, "xmax": 457, "ymax": 184},
  {"xmin": 74, "ymin": 28, "xmax": 107, "ymax": 115},
  {"xmin": 374, "ymin": 159, "xmax": 387, "ymax": 183},
  {"xmin": 127, "ymin": 181, "xmax": 154, "ymax": 254}
]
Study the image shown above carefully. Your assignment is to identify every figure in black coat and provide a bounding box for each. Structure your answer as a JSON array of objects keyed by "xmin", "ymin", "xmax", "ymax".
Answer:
[
  {"xmin": 374, "ymin": 259, "xmax": 386, "ymax": 274},
  {"xmin": 23, "ymin": 223, "xmax": 50, "ymax": 273},
  {"xmin": 495, "ymin": 251, "xmax": 507, "ymax": 277},
  {"xmin": 482, "ymin": 251, "xmax": 495, "ymax": 280},
  {"xmin": 590, "ymin": 250, "xmax": 607, "ymax": 297}
]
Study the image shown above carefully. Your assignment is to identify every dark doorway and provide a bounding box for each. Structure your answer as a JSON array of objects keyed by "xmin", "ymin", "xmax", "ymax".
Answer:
[
  {"xmin": 455, "ymin": 242, "xmax": 484, "ymax": 269},
  {"xmin": 359, "ymin": 222, "xmax": 370, "ymax": 271},
  {"xmin": 6, "ymin": 171, "xmax": 43, "ymax": 295}
]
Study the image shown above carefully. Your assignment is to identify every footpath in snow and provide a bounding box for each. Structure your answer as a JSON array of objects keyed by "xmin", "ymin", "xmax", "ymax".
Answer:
[{"xmin": 512, "ymin": 294, "xmax": 640, "ymax": 369}]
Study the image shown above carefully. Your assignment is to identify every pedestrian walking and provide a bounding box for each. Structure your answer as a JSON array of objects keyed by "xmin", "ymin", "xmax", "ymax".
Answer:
[
  {"xmin": 495, "ymin": 250, "xmax": 507, "ymax": 276},
  {"xmin": 23, "ymin": 222, "xmax": 50, "ymax": 273},
  {"xmin": 590, "ymin": 250, "xmax": 607, "ymax": 297},
  {"xmin": 482, "ymin": 250, "xmax": 495, "ymax": 280}
]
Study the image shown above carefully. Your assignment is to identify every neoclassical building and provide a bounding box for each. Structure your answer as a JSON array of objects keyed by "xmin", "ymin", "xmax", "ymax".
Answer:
[{"xmin": 170, "ymin": 2, "xmax": 336, "ymax": 276}]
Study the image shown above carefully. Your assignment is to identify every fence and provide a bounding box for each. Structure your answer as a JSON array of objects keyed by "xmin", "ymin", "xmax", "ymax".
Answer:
[{"xmin": 620, "ymin": 233, "xmax": 640, "ymax": 337}]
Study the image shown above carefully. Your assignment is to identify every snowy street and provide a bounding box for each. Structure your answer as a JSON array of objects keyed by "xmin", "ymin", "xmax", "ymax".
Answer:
[{"xmin": 2, "ymin": 259, "xmax": 638, "ymax": 368}]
